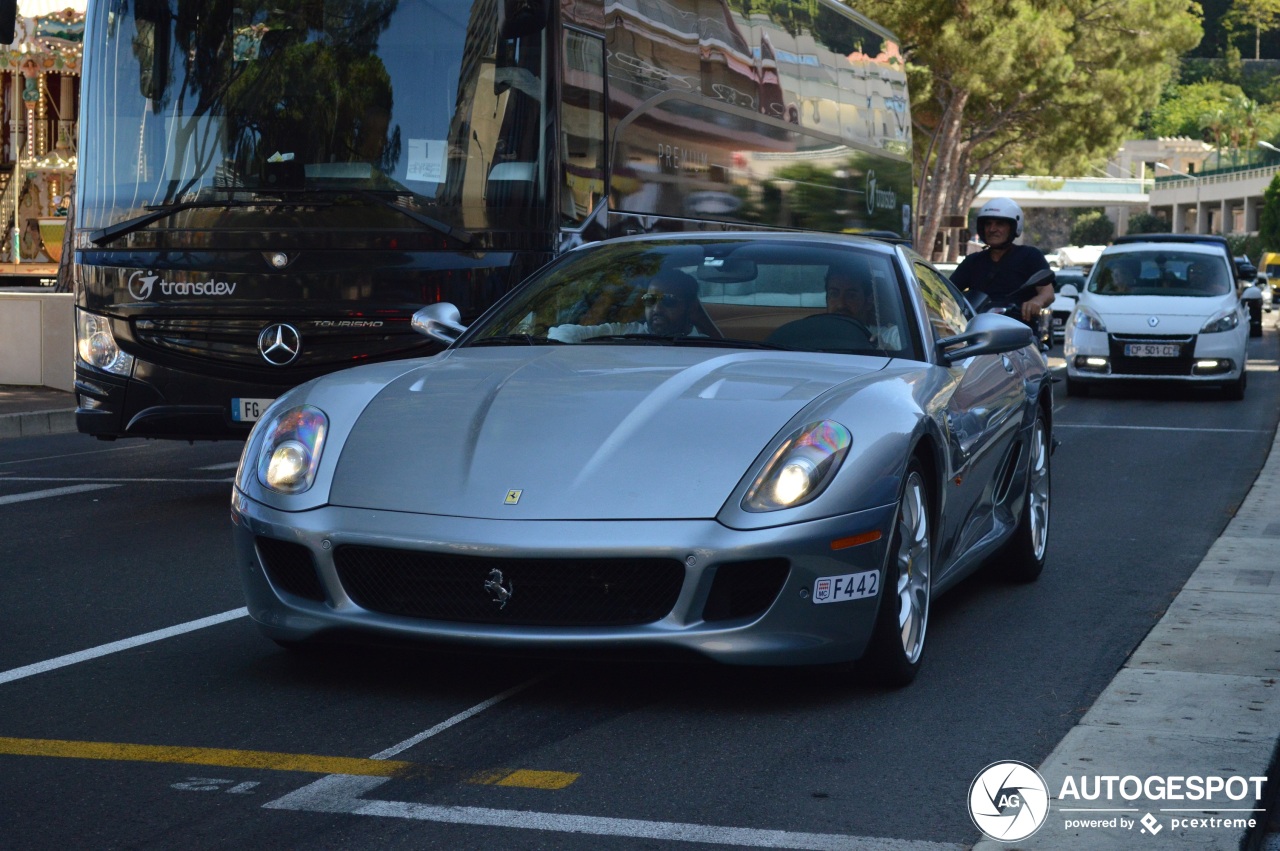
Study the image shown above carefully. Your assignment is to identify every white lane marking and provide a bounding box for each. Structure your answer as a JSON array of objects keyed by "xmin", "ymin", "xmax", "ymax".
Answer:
[
  {"xmin": 0, "ymin": 608, "xmax": 248, "ymax": 685},
  {"xmin": 0, "ymin": 443, "xmax": 149, "ymax": 467},
  {"xmin": 0, "ymin": 476, "xmax": 234, "ymax": 484},
  {"xmin": 371, "ymin": 678, "xmax": 546, "ymax": 760},
  {"xmin": 0, "ymin": 484, "xmax": 120, "ymax": 506},
  {"xmin": 266, "ymin": 775, "xmax": 963, "ymax": 850},
  {"xmin": 1054, "ymin": 424, "xmax": 1270, "ymax": 434},
  {"xmin": 267, "ymin": 675, "xmax": 962, "ymax": 850},
  {"xmin": 196, "ymin": 462, "xmax": 241, "ymax": 471}
]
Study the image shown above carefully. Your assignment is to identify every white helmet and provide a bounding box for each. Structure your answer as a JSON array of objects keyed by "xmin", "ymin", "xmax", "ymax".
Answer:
[{"xmin": 976, "ymin": 197, "xmax": 1023, "ymax": 238}]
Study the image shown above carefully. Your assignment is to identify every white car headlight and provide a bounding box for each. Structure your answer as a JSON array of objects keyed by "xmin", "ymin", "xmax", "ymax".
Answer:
[
  {"xmin": 76, "ymin": 309, "xmax": 135, "ymax": 376},
  {"xmin": 1071, "ymin": 307, "xmax": 1107, "ymax": 333},
  {"xmin": 1200, "ymin": 309, "xmax": 1239, "ymax": 334},
  {"xmin": 254, "ymin": 405, "xmax": 328, "ymax": 494},
  {"xmin": 744, "ymin": 420, "xmax": 851, "ymax": 512}
]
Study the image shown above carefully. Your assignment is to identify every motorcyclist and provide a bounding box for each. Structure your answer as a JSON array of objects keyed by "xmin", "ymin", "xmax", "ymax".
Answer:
[{"xmin": 949, "ymin": 198, "xmax": 1055, "ymax": 325}]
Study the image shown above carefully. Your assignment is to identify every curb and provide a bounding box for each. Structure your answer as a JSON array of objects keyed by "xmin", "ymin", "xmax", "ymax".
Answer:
[
  {"xmin": 974, "ymin": 423, "xmax": 1280, "ymax": 849},
  {"xmin": 0, "ymin": 408, "xmax": 77, "ymax": 440}
]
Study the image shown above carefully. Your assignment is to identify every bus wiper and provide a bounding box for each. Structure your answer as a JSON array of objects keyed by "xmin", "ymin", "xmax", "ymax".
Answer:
[
  {"xmin": 356, "ymin": 191, "xmax": 473, "ymax": 247},
  {"xmin": 87, "ymin": 199, "xmax": 301, "ymax": 246}
]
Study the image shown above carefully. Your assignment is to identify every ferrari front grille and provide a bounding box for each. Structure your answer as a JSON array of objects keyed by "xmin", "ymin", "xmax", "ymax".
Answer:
[
  {"xmin": 256, "ymin": 536, "xmax": 325, "ymax": 602},
  {"xmin": 333, "ymin": 546, "xmax": 685, "ymax": 626}
]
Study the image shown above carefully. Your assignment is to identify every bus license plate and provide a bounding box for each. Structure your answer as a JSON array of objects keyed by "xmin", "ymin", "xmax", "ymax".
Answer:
[
  {"xmin": 232, "ymin": 398, "xmax": 274, "ymax": 422},
  {"xmin": 1124, "ymin": 343, "xmax": 1180, "ymax": 358}
]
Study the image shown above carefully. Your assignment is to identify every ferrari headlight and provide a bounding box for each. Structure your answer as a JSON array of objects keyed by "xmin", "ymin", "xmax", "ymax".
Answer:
[
  {"xmin": 744, "ymin": 420, "xmax": 851, "ymax": 512},
  {"xmin": 1071, "ymin": 307, "xmax": 1107, "ymax": 333},
  {"xmin": 1200, "ymin": 309, "xmax": 1239, "ymax": 333},
  {"xmin": 75, "ymin": 309, "xmax": 135, "ymax": 376},
  {"xmin": 254, "ymin": 405, "xmax": 328, "ymax": 494}
]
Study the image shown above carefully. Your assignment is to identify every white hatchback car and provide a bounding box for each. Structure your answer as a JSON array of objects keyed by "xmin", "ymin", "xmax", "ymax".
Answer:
[{"xmin": 1064, "ymin": 243, "xmax": 1259, "ymax": 399}]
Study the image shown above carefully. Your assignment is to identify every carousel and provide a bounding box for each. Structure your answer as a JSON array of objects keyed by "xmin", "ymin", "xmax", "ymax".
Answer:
[{"xmin": 1, "ymin": 0, "xmax": 81, "ymax": 273}]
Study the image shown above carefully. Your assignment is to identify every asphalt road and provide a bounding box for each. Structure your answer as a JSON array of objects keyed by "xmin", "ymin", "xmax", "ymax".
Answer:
[{"xmin": 1, "ymin": 328, "xmax": 1277, "ymax": 850}]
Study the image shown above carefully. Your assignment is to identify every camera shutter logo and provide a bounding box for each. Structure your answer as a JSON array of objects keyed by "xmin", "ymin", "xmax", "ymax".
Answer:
[
  {"xmin": 968, "ymin": 760, "xmax": 1050, "ymax": 842},
  {"xmin": 258, "ymin": 324, "xmax": 302, "ymax": 366}
]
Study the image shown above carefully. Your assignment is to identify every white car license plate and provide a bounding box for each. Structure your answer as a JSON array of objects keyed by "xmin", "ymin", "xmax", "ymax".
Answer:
[
  {"xmin": 232, "ymin": 397, "xmax": 275, "ymax": 422},
  {"xmin": 1124, "ymin": 343, "xmax": 1180, "ymax": 358},
  {"xmin": 812, "ymin": 570, "xmax": 879, "ymax": 604}
]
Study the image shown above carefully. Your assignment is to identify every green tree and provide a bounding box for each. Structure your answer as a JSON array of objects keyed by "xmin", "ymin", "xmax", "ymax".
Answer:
[
  {"xmin": 1070, "ymin": 210, "xmax": 1114, "ymax": 245},
  {"xmin": 1147, "ymin": 81, "xmax": 1245, "ymax": 137},
  {"xmin": 1127, "ymin": 212, "xmax": 1172, "ymax": 234},
  {"xmin": 1224, "ymin": 0, "xmax": 1280, "ymax": 59},
  {"xmin": 866, "ymin": 0, "xmax": 1202, "ymax": 258},
  {"xmin": 1257, "ymin": 173, "xmax": 1280, "ymax": 248}
]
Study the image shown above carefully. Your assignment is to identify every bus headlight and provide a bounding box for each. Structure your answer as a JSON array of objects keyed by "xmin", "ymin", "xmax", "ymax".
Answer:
[
  {"xmin": 255, "ymin": 406, "xmax": 328, "ymax": 494},
  {"xmin": 76, "ymin": 309, "xmax": 135, "ymax": 376}
]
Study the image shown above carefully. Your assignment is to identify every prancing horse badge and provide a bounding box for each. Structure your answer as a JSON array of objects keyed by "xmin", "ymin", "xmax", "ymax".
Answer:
[{"xmin": 505, "ymin": 489, "xmax": 522, "ymax": 505}]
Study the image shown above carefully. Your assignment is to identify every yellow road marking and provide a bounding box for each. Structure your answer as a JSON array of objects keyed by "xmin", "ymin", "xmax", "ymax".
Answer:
[{"xmin": 0, "ymin": 737, "xmax": 578, "ymax": 789}]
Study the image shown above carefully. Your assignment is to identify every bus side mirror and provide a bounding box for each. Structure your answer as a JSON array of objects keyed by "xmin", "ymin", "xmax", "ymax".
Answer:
[
  {"xmin": 498, "ymin": 0, "xmax": 546, "ymax": 39},
  {"xmin": 0, "ymin": 1, "xmax": 16, "ymax": 45},
  {"xmin": 135, "ymin": 0, "xmax": 171, "ymax": 102}
]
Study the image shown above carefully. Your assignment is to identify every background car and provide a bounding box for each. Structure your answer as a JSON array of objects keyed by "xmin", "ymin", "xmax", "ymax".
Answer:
[
  {"xmin": 1063, "ymin": 242, "xmax": 1258, "ymax": 399},
  {"xmin": 1047, "ymin": 266, "xmax": 1086, "ymax": 342},
  {"xmin": 231, "ymin": 233, "xmax": 1054, "ymax": 687}
]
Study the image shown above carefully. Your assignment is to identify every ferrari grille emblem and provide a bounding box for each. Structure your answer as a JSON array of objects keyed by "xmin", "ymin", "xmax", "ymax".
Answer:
[
  {"xmin": 484, "ymin": 568, "xmax": 514, "ymax": 609},
  {"xmin": 504, "ymin": 489, "xmax": 522, "ymax": 505}
]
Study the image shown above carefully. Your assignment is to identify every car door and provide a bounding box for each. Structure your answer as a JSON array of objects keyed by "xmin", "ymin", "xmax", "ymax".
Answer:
[{"xmin": 914, "ymin": 262, "xmax": 1027, "ymax": 576}]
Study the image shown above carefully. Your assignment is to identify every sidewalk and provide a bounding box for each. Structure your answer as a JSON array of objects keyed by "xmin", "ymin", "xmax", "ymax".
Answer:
[
  {"xmin": 974, "ymin": 407, "xmax": 1280, "ymax": 848},
  {"xmin": 0, "ymin": 384, "xmax": 77, "ymax": 439}
]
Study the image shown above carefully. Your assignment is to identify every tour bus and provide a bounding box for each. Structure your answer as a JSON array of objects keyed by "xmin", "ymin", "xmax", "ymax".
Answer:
[{"xmin": 65, "ymin": 0, "xmax": 913, "ymax": 440}]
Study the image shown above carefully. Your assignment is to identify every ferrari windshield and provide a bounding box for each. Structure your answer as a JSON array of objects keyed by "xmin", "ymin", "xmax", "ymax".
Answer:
[
  {"xmin": 468, "ymin": 239, "xmax": 917, "ymax": 357},
  {"xmin": 1089, "ymin": 252, "xmax": 1233, "ymax": 297},
  {"xmin": 79, "ymin": 0, "xmax": 546, "ymax": 231}
]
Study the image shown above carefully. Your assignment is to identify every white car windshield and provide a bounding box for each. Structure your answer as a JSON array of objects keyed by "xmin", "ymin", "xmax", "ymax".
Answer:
[{"xmin": 1089, "ymin": 252, "xmax": 1232, "ymax": 297}]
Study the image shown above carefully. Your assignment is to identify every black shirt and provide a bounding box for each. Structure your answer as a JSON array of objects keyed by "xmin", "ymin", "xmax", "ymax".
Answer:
[{"xmin": 949, "ymin": 244, "xmax": 1051, "ymax": 302}]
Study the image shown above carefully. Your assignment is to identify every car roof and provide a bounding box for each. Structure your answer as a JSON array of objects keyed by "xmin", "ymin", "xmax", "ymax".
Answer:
[
  {"xmin": 1099, "ymin": 242, "xmax": 1227, "ymax": 260},
  {"xmin": 1112, "ymin": 233, "xmax": 1229, "ymax": 248},
  {"xmin": 582, "ymin": 230, "xmax": 905, "ymax": 259}
]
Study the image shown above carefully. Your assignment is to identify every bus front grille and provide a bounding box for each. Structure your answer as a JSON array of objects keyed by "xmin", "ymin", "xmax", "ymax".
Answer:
[{"xmin": 132, "ymin": 317, "xmax": 432, "ymax": 369}]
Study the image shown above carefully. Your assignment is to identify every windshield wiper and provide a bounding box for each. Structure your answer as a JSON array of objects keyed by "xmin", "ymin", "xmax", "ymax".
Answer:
[
  {"xmin": 468, "ymin": 334, "xmax": 563, "ymax": 346},
  {"xmin": 356, "ymin": 191, "xmax": 473, "ymax": 247},
  {"xmin": 87, "ymin": 199, "xmax": 310, "ymax": 246},
  {"xmin": 581, "ymin": 333, "xmax": 790, "ymax": 350}
]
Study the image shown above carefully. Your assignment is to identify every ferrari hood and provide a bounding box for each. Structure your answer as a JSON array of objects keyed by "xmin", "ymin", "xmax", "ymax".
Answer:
[{"xmin": 328, "ymin": 346, "xmax": 886, "ymax": 520}]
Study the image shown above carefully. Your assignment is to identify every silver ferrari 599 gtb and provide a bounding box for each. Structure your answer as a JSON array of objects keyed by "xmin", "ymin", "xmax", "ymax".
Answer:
[{"xmin": 232, "ymin": 233, "xmax": 1053, "ymax": 685}]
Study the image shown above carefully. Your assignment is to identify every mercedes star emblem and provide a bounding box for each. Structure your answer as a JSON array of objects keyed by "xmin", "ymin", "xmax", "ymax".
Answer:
[{"xmin": 257, "ymin": 323, "xmax": 301, "ymax": 366}]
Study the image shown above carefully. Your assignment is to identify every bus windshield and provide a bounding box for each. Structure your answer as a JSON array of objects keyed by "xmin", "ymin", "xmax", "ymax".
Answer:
[{"xmin": 79, "ymin": 0, "xmax": 546, "ymax": 232}]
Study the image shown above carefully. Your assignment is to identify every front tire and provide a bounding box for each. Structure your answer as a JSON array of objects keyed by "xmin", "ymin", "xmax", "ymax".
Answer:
[
  {"xmin": 1000, "ymin": 411, "xmax": 1051, "ymax": 582},
  {"xmin": 865, "ymin": 462, "xmax": 932, "ymax": 687}
]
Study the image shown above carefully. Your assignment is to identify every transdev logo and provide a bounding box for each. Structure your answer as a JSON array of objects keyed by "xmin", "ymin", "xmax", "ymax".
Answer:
[
  {"xmin": 127, "ymin": 271, "xmax": 237, "ymax": 300},
  {"xmin": 968, "ymin": 760, "xmax": 1050, "ymax": 842}
]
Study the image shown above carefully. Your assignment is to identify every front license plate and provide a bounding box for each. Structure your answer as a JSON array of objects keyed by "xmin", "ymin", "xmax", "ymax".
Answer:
[
  {"xmin": 232, "ymin": 397, "xmax": 275, "ymax": 423},
  {"xmin": 812, "ymin": 570, "xmax": 879, "ymax": 604},
  {"xmin": 1124, "ymin": 343, "xmax": 1180, "ymax": 358}
]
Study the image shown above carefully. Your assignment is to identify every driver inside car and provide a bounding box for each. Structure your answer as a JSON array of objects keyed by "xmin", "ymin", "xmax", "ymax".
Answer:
[
  {"xmin": 823, "ymin": 262, "xmax": 902, "ymax": 349},
  {"xmin": 548, "ymin": 269, "xmax": 712, "ymax": 343}
]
